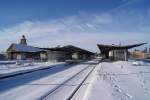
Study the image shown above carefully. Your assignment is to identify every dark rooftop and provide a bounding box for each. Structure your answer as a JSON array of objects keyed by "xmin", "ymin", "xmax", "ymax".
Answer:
[
  {"xmin": 97, "ymin": 43, "xmax": 146, "ymax": 50},
  {"xmin": 41, "ymin": 45, "xmax": 94, "ymax": 55}
]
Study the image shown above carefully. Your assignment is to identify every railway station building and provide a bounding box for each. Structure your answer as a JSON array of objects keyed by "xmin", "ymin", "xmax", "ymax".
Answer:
[{"xmin": 7, "ymin": 35, "xmax": 94, "ymax": 62}]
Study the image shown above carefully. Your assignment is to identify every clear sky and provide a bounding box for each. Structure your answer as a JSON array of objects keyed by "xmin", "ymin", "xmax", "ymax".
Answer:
[{"xmin": 0, "ymin": 0, "xmax": 150, "ymax": 52}]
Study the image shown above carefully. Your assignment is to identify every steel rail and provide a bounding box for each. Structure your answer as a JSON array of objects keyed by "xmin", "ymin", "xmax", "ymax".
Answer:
[{"xmin": 40, "ymin": 64, "xmax": 93, "ymax": 100}]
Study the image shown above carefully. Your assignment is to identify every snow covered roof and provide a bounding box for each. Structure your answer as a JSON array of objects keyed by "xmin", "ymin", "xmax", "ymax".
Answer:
[{"xmin": 8, "ymin": 44, "xmax": 44, "ymax": 53}]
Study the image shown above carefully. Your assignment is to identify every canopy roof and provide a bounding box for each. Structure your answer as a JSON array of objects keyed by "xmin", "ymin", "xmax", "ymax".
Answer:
[
  {"xmin": 62, "ymin": 45, "xmax": 94, "ymax": 55},
  {"xmin": 41, "ymin": 45, "xmax": 94, "ymax": 55},
  {"xmin": 97, "ymin": 43, "xmax": 146, "ymax": 50},
  {"xmin": 97, "ymin": 43, "xmax": 146, "ymax": 58}
]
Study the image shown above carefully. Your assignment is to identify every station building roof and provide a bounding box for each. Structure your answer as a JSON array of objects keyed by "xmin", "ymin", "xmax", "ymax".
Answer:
[
  {"xmin": 41, "ymin": 45, "xmax": 94, "ymax": 55},
  {"xmin": 97, "ymin": 43, "xmax": 146, "ymax": 58},
  {"xmin": 7, "ymin": 44, "xmax": 44, "ymax": 53},
  {"xmin": 97, "ymin": 43, "xmax": 146, "ymax": 50}
]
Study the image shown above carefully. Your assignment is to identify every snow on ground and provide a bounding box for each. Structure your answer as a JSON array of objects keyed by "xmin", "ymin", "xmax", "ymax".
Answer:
[
  {"xmin": 85, "ymin": 60, "xmax": 150, "ymax": 100},
  {"xmin": 0, "ymin": 61, "xmax": 95, "ymax": 100},
  {"xmin": 1, "ymin": 60, "xmax": 150, "ymax": 100},
  {"xmin": 43, "ymin": 63, "xmax": 95, "ymax": 100},
  {"xmin": 0, "ymin": 60, "xmax": 65, "ymax": 78}
]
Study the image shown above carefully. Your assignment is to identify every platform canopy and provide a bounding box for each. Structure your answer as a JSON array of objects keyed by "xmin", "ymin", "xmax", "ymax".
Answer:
[
  {"xmin": 41, "ymin": 45, "xmax": 94, "ymax": 55},
  {"xmin": 97, "ymin": 43, "xmax": 146, "ymax": 58}
]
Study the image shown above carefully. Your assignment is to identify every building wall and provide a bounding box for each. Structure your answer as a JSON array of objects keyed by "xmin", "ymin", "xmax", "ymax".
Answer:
[
  {"xmin": 40, "ymin": 52, "xmax": 47, "ymax": 61},
  {"xmin": 46, "ymin": 50, "xmax": 93, "ymax": 62},
  {"xmin": 16, "ymin": 53, "xmax": 26, "ymax": 60},
  {"xmin": 7, "ymin": 52, "xmax": 42, "ymax": 60},
  {"xmin": 130, "ymin": 51, "xmax": 144, "ymax": 59},
  {"xmin": 131, "ymin": 51, "xmax": 150, "ymax": 59},
  {"xmin": 47, "ymin": 51, "xmax": 67, "ymax": 62},
  {"xmin": 109, "ymin": 49, "xmax": 127, "ymax": 61},
  {"xmin": 72, "ymin": 52, "xmax": 93, "ymax": 60},
  {"xmin": 72, "ymin": 52, "xmax": 80, "ymax": 60},
  {"xmin": 7, "ymin": 52, "xmax": 23, "ymax": 60}
]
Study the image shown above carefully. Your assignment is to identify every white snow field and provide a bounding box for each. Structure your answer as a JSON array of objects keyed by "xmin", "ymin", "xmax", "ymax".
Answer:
[
  {"xmin": 85, "ymin": 60, "xmax": 150, "ymax": 100},
  {"xmin": 0, "ymin": 60, "xmax": 98, "ymax": 100},
  {"xmin": 1, "ymin": 60, "xmax": 149, "ymax": 100}
]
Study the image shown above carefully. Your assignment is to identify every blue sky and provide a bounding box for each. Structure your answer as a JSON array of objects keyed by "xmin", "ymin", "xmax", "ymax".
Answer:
[
  {"xmin": 0, "ymin": 0, "xmax": 125, "ymax": 28},
  {"xmin": 0, "ymin": 0, "xmax": 150, "ymax": 52}
]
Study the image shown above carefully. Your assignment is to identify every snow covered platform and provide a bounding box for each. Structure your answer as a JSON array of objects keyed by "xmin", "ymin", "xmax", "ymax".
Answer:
[
  {"xmin": 85, "ymin": 60, "xmax": 150, "ymax": 100},
  {"xmin": 0, "ymin": 61, "xmax": 16, "ymax": 65},
  {"xmin": 0, "ymin": 61, "xmax": 65, "ymax": 79},
  {"xmin": 1, "ymin": 60, "xmax": 150, "ymax": 100},
  {"xmin": 0, "ymin": 60, "xmax": 98, "ymax": 100}
]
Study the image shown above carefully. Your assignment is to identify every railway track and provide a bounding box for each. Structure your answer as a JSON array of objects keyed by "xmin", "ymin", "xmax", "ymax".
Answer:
[{"xmin": 40, "ymin": 62, "xmax": 97, "ymax": 100}]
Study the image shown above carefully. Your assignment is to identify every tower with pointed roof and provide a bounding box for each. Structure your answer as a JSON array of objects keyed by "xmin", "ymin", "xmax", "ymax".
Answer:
[{"xmin": 20, "ymin": 35, "xmax": 27, "ymax": 45}]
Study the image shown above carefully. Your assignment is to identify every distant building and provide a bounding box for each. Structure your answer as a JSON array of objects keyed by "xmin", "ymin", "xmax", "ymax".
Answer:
[
  {"xmin": 97, "ymin": 43, "xmax": 146, "ymax": 61},
  {"xmin": 130, "ymin": 51, "xmax": 150, "ymax": 59}
]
